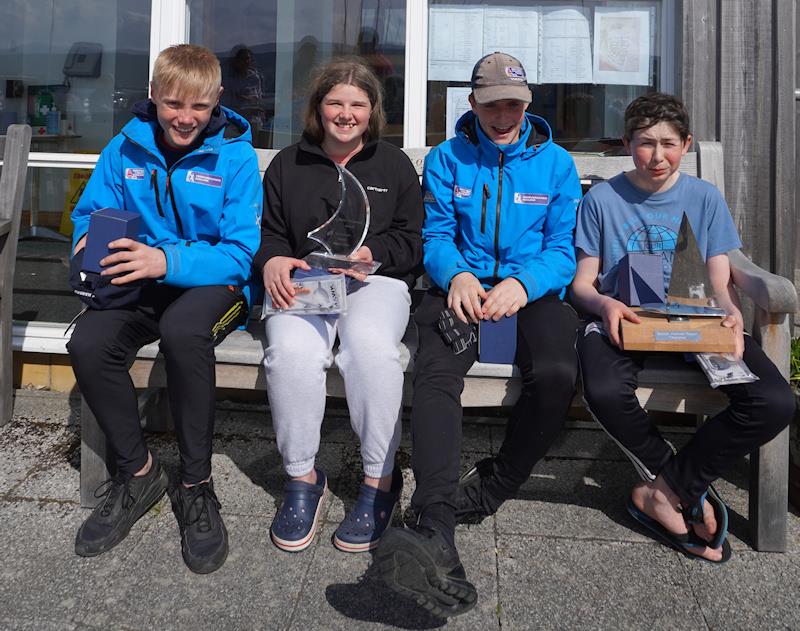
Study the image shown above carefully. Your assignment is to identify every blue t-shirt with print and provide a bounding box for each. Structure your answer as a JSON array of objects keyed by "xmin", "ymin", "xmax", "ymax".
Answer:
[{"xmin": 575, "ymin": 172, "xmax": 742, "ymax": 300}]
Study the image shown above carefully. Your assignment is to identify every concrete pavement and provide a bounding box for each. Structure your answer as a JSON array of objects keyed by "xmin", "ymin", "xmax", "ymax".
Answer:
[{"xmin": 2, "ymin": 390, "xmax": 799, "ymax": 630}]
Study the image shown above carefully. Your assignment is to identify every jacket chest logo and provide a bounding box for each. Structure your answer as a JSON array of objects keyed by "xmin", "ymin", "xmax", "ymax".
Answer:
[
  {"xmin": 514, "ymin": 192, "xmax": 549, "ymax": 205},
  {"xmin": 366, "ymin": 185, "xmax": 389, "ymax": 193},
  {"xmin": 454, "ymin": 185, "xmax": 472, "ymax": 198},
  {"xmin": 186, "ymin": 170, "xmax": 223, "ymax": 188},
  {"xmin": 125, "ymin": 168, "xmax": 145, "ymax": 180}
]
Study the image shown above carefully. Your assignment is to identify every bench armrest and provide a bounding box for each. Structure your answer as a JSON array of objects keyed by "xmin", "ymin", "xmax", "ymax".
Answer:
[{"xmin": 729, "ymin": 249, "xmax": 798, "ymax": 315}]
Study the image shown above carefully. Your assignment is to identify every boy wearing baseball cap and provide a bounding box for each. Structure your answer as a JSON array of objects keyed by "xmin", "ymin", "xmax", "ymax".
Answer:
[{"xmin": 377, "ymin": 52, "xmax": 582, "ymax": 617}]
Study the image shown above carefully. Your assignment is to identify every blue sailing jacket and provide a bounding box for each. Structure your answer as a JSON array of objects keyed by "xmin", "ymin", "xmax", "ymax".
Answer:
[
  {"xmin": 71, "ymin": 103, "xmax": 262, "ymax": 295},
  {"xmin": 422, "ymin": 111, "xmax": 581, "ymax": 302}
]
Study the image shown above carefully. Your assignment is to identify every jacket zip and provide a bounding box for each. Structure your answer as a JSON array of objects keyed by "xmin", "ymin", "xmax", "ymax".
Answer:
[
  {"xmin": 151, "ymin": 169, "xmax": 166, "ymax": 217},
  {"xmin": 165, "ymin": 174, "xmax": 184, "ymax": 237},
  {"xmin": 493, "ymin": 152, "xmax": 504, "ymax": 278},
  {"xmin": 481, "ymin": 184, "xmax": 489, "ymax": 233},
  {"xmin": 130, "ymin": 132, "xmax": 206, "ymax": 235}
]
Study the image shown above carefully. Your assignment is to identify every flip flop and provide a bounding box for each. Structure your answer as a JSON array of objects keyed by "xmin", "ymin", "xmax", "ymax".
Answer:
[
  {"xmin": 626, "ymin": 496, "xmax": 732, "ymax": 564},
  {"xmin": 681, "ymin": 486, "xmax": 729, "ymax": 550}
]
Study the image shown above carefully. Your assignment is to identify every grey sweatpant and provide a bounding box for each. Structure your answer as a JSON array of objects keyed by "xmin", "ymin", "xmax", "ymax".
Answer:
[{"xmin": 264, "ymin": 275, "xmax": 411, "ymax": 478}]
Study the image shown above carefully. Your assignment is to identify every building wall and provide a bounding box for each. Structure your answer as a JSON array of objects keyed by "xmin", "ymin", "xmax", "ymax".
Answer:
[{"xmin": 683, "ymin": 0, "xmax": 797, "ymax": 287}]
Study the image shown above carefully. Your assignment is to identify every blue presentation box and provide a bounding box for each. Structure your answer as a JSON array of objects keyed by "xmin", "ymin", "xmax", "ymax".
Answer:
[
  {"xmin": 82, "ymin": 208, "xmax": 141, "ymax": 273},
  {"xmin": 618, "ymin": 252, "xmax": 665, "ymax": 306},
  {"xmin": 478, "ymin": 314, "xmax": 518, "ymax": 364}
]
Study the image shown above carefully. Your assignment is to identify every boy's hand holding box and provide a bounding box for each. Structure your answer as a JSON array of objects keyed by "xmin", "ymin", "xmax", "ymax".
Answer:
[{"xmin": 82, "ymin": 208, "xmax": 141, "ymax": 273}]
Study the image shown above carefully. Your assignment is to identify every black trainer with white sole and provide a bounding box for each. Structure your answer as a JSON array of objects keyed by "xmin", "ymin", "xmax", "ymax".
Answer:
[{"xmin": 375, "ymin": 525, "xmax": 478, "ymax": 618}]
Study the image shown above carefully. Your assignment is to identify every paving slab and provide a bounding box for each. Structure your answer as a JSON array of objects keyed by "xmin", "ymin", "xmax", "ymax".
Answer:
[
  {"xmin": 494, "ymin": 459, "xmax": 645, "ymax": 542},
  {"xmin": 0, "ymin": 617, "xmax": 79, "ymax": 631},
  {"xmin": 11, "ymin": 391, "xmax": 79, "ymax": 428},
  {"xmin": 709, "ymin": 465, "xmax": 800, "ymax": 554},
  {"xmin": 0, "ymin": 419, "xmax": 79, "ymax": 497},
  {"xmin": 0, "ymin": 501, "xmax": 159, "ymax": 625},
  {"xmin": 79, "ymin": 512, "xmax": 312, "ymax": 631},
  {"xmin": 288, "ymin": 523, "xmax": 498, "ymax": 630},
  {"xmin": 497, "ymin": 536, "xmax": 699, "ymax": 630},
  {"xmin": 493, "ymin": 455, "xmax": 766, "ymax": 553},
  {"xmin": 684, "ymin": 550, "xmax": 800, "ymax": 628}
]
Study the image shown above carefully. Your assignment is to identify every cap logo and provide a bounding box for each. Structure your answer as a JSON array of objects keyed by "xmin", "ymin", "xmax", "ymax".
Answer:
[{"xmin": 505, "ymin": 66, "xmax": 526, "ymax": 81}]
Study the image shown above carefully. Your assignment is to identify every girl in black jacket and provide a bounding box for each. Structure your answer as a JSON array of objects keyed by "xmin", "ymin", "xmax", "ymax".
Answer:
[{"xmin": 254, "ymin": 58, "xmax": 423, "ymax": 554}]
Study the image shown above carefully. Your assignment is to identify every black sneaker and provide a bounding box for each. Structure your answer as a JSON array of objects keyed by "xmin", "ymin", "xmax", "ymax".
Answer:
[
  {"xmin": 455, "ymin": 457, "xmax": 496, "ymax": 525},
  {"xmin": 375, "ymin": 525, "xmax": 478, "ymax": 618},
  {"xmin": 75, "ymin": 453, "xmax": 168, "ymax": 557},
  {"xmin": 172, "ymin": 479, "xmax": 228, "ymax": 574}
]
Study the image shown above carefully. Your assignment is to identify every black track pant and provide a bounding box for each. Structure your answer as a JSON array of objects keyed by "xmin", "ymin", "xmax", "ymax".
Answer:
[
  {"xmin": 576, "ymin": 325, "xmax": 795, "ymax": 505},
  {"xmin": 410, "ymin": 289, "xmax": 579, "ymax": 536},
  {"xmin": 68, "ymin": 284, "xmax": 245, "ymax": 484}
]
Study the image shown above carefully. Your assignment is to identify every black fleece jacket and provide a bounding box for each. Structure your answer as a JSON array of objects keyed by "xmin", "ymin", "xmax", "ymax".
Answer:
[{"xmin": 253, "ymin": 136, "xmax": 424, "ymax": 288}]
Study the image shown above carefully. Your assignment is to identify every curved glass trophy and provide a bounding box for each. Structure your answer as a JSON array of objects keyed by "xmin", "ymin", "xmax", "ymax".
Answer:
[{"xmin": 303, "ymin": 164, "xmax": 381, "ymax": 275}]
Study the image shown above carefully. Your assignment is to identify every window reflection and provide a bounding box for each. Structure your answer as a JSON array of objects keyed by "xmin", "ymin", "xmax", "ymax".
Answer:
[
  {"xmin": 189, "ymin": 0, "xmax": 406, "ymax": 149},
  {"xmin": 426, "ymin": 0, "xmax": 668, "ymax": 153},
  {"xmin": 0, "ymin": 0, "xmax": 150, "ymax": 153}
]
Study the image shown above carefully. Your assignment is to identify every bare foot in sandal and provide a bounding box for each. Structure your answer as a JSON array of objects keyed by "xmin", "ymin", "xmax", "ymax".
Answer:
[{"xmin": 630, "ymin": 476, "xmax": 723, "ymax": 562}]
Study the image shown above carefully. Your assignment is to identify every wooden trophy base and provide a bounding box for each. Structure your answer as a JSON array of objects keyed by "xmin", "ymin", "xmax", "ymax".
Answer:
[{"xmin": 620, "ymin": 309, "xmax": 735, "ymax": 353}]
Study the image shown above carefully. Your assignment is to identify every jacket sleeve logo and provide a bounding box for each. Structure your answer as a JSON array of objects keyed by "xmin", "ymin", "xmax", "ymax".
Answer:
[{"xmin": 186, "ymin": 170, "xmax": 223, "ymax": 188}]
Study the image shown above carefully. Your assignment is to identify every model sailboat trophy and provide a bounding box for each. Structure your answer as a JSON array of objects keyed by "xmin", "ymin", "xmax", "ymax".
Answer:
[{"xmin": 620, "ymin": 213, "xmax": 735, "ymax": 352}]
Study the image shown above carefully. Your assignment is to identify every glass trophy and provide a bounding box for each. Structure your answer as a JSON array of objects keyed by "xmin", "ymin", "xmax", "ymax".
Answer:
[{"xmin": 303, "ymin": 164, "xmax": 381, "ymax": 276}]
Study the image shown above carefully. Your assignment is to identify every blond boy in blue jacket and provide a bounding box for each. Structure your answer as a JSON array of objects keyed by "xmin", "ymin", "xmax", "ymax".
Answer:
[{"xmin": 68, "ymin": 44, "xmax": 261, "ymax": 574}]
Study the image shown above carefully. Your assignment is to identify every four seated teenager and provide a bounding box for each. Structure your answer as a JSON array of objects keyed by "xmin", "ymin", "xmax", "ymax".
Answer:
[
  {"xmin": 68, "ymin": 44, "xmax": 262, "ymax": 574},
  {"xmin": 570, "ymin": 93, "xmax": 794, "ymax": 564},
  {"xmin": 254, "ymin": 58, "xmax": 423, "ymax": 554},
  {"xmin": 376, "ymin": 52, "xmax": 581, "ymax": 617},
  {"xmin": 68, "ymin": 47, "xmax": 793, "ymax": 615}
]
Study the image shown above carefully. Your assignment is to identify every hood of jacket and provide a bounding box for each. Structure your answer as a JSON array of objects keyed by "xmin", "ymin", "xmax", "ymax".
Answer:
[
  {"xmin": 125, "ymin": 99, "xmax": 252, "ymax": 163},
  {"xmin": 454, "ymin": 111, "xmax": 553, "ymax": 165}
]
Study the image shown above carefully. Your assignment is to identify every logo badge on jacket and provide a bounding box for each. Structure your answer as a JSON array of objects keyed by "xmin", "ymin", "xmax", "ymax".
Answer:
[
  {"xmin": 186, "ymin": 170, "xmax": 223, "ymax": 188},
  {"xmin": 125, "ymin": 168, "xmax": 145, "ymax": 180},
  {"xmin": 514, "ymin": 192, "xmax": 549, "ymax": 205},
  {"xmin": 454, "ymin": 185, "xmax": 472, "ymax": 198}
]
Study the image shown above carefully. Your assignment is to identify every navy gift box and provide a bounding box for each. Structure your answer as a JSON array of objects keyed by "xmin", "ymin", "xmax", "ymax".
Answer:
[
  {"xmin": 82, "ymin": 208, "xmax": 141, "ymax": 273},
  {"xmin": 618, "ymin": 252, "xmax": 665, "ymax": 306},
  {"xmin": 478, "ymin": 314, "xmax": 518, "ymax": 364}
]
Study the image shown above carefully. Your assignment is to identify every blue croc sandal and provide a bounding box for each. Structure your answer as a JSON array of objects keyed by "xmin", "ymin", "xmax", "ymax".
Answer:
[
  {"xmin": 333, "ymin": 471, "xmax": 401, "ymax": 553},
  {"xmin": 626, "ymin": 494, "xmax": 731, "ymax": 564},
  {"xmin": 270, "ymin": 469, "xmax": 327, "ymax": 552}
]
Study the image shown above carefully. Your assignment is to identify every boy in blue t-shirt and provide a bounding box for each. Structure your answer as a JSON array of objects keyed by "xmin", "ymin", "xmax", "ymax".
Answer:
[{"xmin": 571, "ymin": 93, "xmax": 794, "ymax": 563}]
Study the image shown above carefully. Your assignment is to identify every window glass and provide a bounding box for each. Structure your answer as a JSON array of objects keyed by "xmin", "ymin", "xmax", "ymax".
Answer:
[
  {"xmin": 188, "ymin": 0, "xmax": 407, "ymax": 149},
  {"xmin": 426, "ymin": 0, "xmax": 669, "ymax": 153},
  {"xmin": 0, "ymin": 0, "xmax": 150, "ymax": 152}
]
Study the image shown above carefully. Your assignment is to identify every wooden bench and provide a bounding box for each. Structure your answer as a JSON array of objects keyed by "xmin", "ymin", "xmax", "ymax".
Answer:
[
  {"xmin": 11, "ymin": 141, "xmax": 797, "ymax": 551},
  {"xmin": 1, "ymin": 124, "xmax": 32, "ymax": 425}
]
